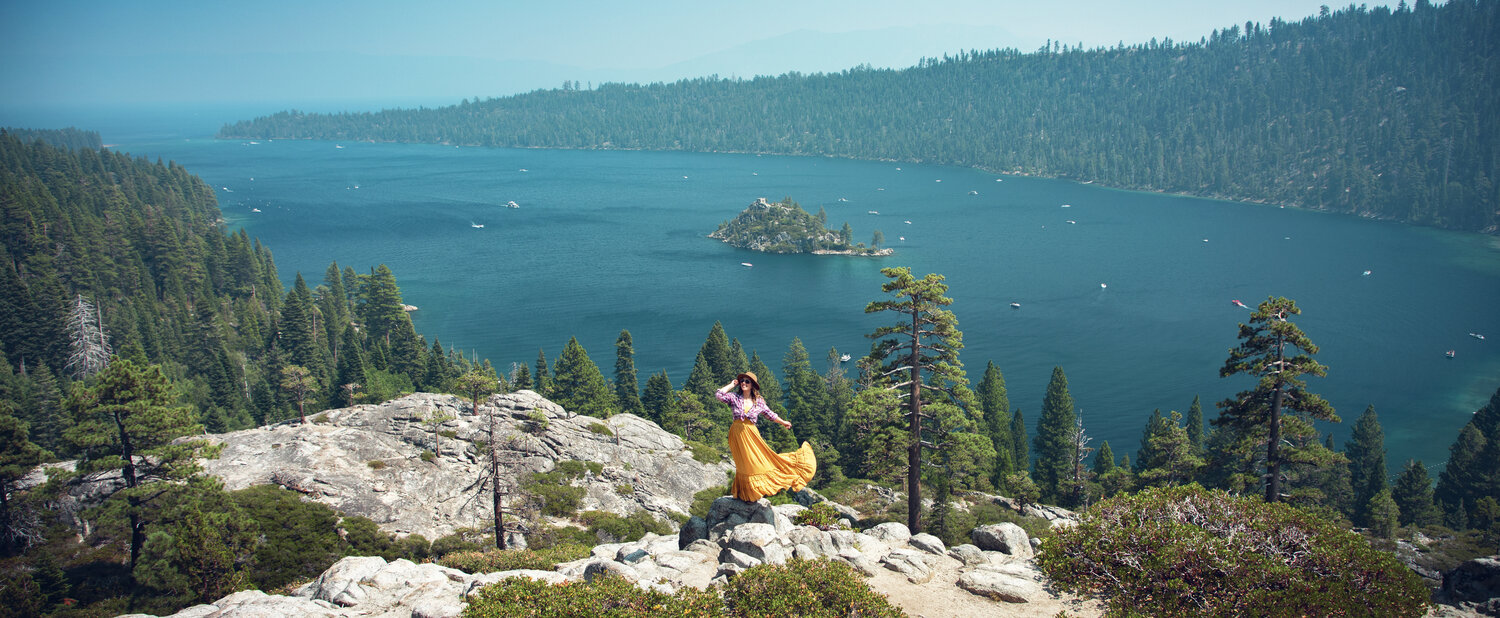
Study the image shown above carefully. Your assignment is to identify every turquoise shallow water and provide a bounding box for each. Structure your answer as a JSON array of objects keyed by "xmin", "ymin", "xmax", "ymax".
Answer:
[{"xmin": 9, "ymin": 104, "xmax": 1498, "ymax": 474}]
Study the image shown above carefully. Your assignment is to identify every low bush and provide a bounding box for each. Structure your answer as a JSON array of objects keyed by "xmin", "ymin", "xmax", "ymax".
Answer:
[
  {"xmin": 578, "ymin": 510, "xmax": 672, "ymax": 543},
  {"xmin": 366, "ymin": 460, "xmax": 387, "ymax": 470},
  {"xmin": 615, "ymin": 483, "xmax": 634, "ymax": 496},
  {"xmin": 523, "ymin": 472, "xmax": 586, "ymax": 517},
  {"xmin": 524, "ymin": 524, "xmax": 598, "ymax": 550},
  {"xmin": 464, "ymin": 574, "xmax": 723, "ymax": 617},
  {"xmin": 554, "ymin": 460, "xmax": 603, "ymax": 479},
  {"xmin": 793, "ymin": 503, "xmax": 849, "ymax": 530},
  {"xmin": 686, "ymin": 439, "xmax": 724, "ymax": 464},
  {"xmin": 1037, "ymin": 485, "xmax": 1432, "ymax": 618},
  {"xmin": 439, "ymin": 544, "xmax": 592, "ymax": 574},
  {"xmin": 588, "ymin": 421, "xmax": 614, "ymax": 436},
  {"xmin": 722, "ymin": 558, "xmax": 906, "ymax": 617},
  {"xmin": 430, "ymin": 527, "xmax": 490, "ymax": 558},
  {"xmin": 420, "ymin": 450, "xmax": 435, "ymax": 463},
  {"xmin": 691, "ymin": 486, "xmax": 727, "ymax": 519}
]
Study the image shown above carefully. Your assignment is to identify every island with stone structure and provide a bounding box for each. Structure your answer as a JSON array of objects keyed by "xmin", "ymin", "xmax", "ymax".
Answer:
[{"xmin": 710, "ymin": 197, "xmax": 893, "ymax": 256}]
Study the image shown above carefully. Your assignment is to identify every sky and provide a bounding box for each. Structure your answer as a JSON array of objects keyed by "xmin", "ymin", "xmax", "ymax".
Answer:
[{"xmin": 0, "ymin": 0, "xmax": 1357, "ymax": 111}]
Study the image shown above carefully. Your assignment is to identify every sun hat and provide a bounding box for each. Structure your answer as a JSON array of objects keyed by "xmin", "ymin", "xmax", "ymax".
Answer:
[{"xmin": 736, "ymin": 372, "xmax": 760, "ymax": 390}]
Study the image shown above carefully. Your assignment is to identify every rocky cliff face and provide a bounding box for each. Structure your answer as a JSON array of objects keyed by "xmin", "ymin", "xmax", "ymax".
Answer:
[{"xmin": 199, "ymin": 391, "xmax": 730, "ymax": 539}]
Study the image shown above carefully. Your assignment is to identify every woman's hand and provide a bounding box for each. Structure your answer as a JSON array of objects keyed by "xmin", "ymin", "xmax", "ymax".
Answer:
[
  {"xmin": 719, "ymin": 380, "xmax": 737, "ymax": 392},
  {"xmin": 779, "ymin": 419, "xmax": 792, "ymax": 429}
]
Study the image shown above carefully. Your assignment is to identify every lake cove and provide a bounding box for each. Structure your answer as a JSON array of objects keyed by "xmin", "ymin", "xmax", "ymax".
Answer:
[{"xmin": 109, "ymin": 135, "xmax": 1500, "ymax": 473}]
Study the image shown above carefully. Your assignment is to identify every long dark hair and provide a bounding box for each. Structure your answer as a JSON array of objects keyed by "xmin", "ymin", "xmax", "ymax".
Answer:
[{"xmin": 738, "ymin": 375, "xmax": 762, "ymax": 402}]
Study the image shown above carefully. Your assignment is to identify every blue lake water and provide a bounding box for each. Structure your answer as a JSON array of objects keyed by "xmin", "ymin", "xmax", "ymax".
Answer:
[{"xmin": 6, "ymin": 103, "xmax": 1499, "ymax": 475}]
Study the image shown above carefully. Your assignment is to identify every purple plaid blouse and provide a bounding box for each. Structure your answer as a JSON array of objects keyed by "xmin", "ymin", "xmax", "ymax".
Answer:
[{"xmin": 716, "ymin": 390, "xmax": 784, "ymax": 424}]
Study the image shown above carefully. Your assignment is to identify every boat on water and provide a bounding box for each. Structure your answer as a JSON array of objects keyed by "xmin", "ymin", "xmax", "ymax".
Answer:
[
  {"xmin": 968, "ymin": 190, "xmax": 978, "ymax": 195},
  {"xmin": 1471, "ymin": 333, "xmax": 1487, "ymax": 340},
  {"xmin": 840, "ymin": 354, "xmax": 852, "ymax": 362},
  {"xmin": 1232, "ymin": 299, "xmax": 1250, "ymax": 309},
  {"xmin": 518, "ymin": 168, "xmax": 528, "ymax": 172},
  {"xmin": 471, "ymin": 222, "xmax": 484, "ymax": 228},
  {"xmin": 1066, "ymin": 220, "xmax": 1077, "ymax": 224},
  {"xmin": 1446, "ymin": 350, "xmax": 1456, "ymax": 358},
  {"xmin": 898, "ymin": 236, "xmax": 905, "ymax": 241},
  {"xmin": 1010, "ymin": 302, "xmax": 1021, "ymax": 308},
  {"xmin": 505, "ymin": 201, "xmax": 519, "ymax": 208},
  {"xmin": 1362, "ymin": 270, "xmax": 1373, "ymax": 276},
  {"xmin": 251, "ymin": 208, "xmax": 261, "ymax": 213},
  {"xmin": 1061, "ymin": 204, "xmax": 1071, "ymax": 208},
  {"xmin": 867, "ymin": 210, "xmax": 879, "ymax": 215},
  {"xmin": 837, "ymin": 197, "xmax": 849, "ymax": 202},
  {"xmin": 1100, "ymin": 283, "xmax": 1108, "ymax": 289},
  {"xmin": 335, "ymin": 145, "xmax": 344, "ymax": 149},
  {"xmin": 904, "ymin": 220, "xmax": 912, "ymax": 225},
  {"xmin": 741, "ymin": 262, "xmax": 753, "ymax": 268}
]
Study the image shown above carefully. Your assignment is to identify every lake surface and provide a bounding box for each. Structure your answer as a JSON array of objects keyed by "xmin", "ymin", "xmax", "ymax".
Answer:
[{"xmin": 7, "ymin": 103, "xmax": 1499, "ymax": 474}]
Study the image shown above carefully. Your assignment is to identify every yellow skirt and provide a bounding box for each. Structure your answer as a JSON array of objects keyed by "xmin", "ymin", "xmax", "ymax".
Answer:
[{"xmin": 728, "ymin": 420, "xmax": 817, "ymax": 502}]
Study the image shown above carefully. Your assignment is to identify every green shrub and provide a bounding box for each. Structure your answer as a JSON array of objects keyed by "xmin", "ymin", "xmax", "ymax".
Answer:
[
  {"xmin": 793, "ymin": 503, "xmax": 849, "ymax": 530},
  {"xmin": 579, "ymin": 510, "xmax": 672, "ymax": 543},
  {"xmin": 439, "ymin": 544, "xmax": 592, "ymax": 574},
  {"xmin": 686, "ymin": 439, "xmax": 724, "ymax": 464},
  {"xmin": 615, "ymin": 483, "xmax": 635, "ymax": 496},
  {"xmin": 722, "ymin": 559, "xmax": 906, "ymax": 617},
  {"xmin": 525, "ymin": 410, "xmax": 549, "ymax": 434},
  {"xmin": 691, "ymin": 486, "xmax": 726, "ymax": 519},
  {"xmin": 588, "ymin": 421, "xmax": 614, "ymax": 436},
  {"xmin": 439, "ymin": 429, "xmax": 458, "ymax": 439},
  {"xmin": 367, "ymin": 460, "xmax": 387, "ymax": 470},
  {"xmin": 230, "ymin": 485, "xmax": 347, "ymax": 591},
  {"xmin": 464, "ymin": 574, "xmax": 723, "ymax": 617},
  {"xmin": 430, "ymin": 527, "xmax": 490, "ymax": 558},
  {"xmin": 554, "ymin": 460, "xmax": 603, "ymax": 479},
  {"xmin": 523, "ymin": 472, "xmax": 587, "ymax": 517},
  {"xmin": 1037, "ymin": 485, "xmax": 1432, "ymax": 618},
  {"xmin": 525, "ymin": 524, "xmax": 598, "ymax": 550},
  {"xmin": 420, "ymin": 450, "xmax": 435, "ymax": 463}
]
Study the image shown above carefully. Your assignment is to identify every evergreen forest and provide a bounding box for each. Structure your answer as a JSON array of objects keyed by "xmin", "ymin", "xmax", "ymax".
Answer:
[{"xmin": 221, "ymin": 1, "xmax": 1500, "ymax": 233}]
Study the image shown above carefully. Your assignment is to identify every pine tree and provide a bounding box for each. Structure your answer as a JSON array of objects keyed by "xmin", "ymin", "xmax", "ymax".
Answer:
[
  {"xmin": 976, "ymin": 361, "xmax": 1013, "ymax": 480},
  {"xmin": 1134, "ymin": 409, "xmax": 1168, "ymax": 473},
  {"xmin": 511, "ymin": 363, "xmax": 532, "ymax": 391},
  {"xmin": 864, "ymin": 268, "xmax": 970, "ymax": 532},
  {"xmin": 533, "ymin": 349, "xmax": 552, "ymax": 396},
  {"xmin": 279, "ymin": 365, "xmax": 317, "ymax": 424},
  {"xmin": 729, "ymin": 339, "xmax": 751, "ymax": 376},
  {"xmin": 684, "ymin": 349, "xmax": 718, "ymax": 404},
  {"xmin": 550, "ymin": 337, "xmax": 616, "ymax": 418},
  {"xmin": 1010, "ymin": 408, "xmax": 1028, "ymax": 471},
  {"xmin": 1137, "ymin": 411, "xmax": 1205, "ymax": 488},
  {"xmin": 641, "ymin": 371, "xmax": 676, "ymax": 429},
  {"xmin": 700, "ymin": 322, "xmax": 735, "ymax": 385},
  {"xmin": 1347, "ymin": 405, "xmax": 1390, "ymax": 527},
  {"xmin": 1391, "ymin": 459, "xmax": 1440, "ymax": 527},
  {"xmin": 422, "ymin": 339, "xmax": 451, "ymax": 392},
  {"xmin": 1033, "ymin": 366, "xmax": 1077, "ymax": 503},
  {"xmin": 782, "ymin": 337, "xmax": 827, "ymax": 444},
  {"xmin": 1185, "ymin": 395, "xmax": 1205, "ymax": 454},
  {"xmin": 1093, "ymin": 441, "xmax": 1116, "ymax": 476},
  {"xmin": 280, "ymin": 274, "xmax": 323, "ymax": 372},
  {"xmin": 749, "ymin": 353, "xmax": 784, "ymax": 415},
  {"xmin": 613, "ymin": 330, "xmax": 644, "ymax": 417},
  {"xmin": 359, "ymin": 265, "xmax": 407, "ymax": 347},
  {"xmin": 1216, "ymin": 297, "xmax": 1339, "ymax": 502},
  {"xmin": 1435, "ymin": 386, "xmax": 1500, "ymax": 527},
  {"xmin": 1368, "ymin": 489, "xmax": 1400, "ymax": 539},
  {"xmin": 334, "ymin": 325, "xmax": 366, "ymax": 407},
  {"xmin": 62, "ymin": 359, "xmax": 210, "ymax": 570},
  {"xmin": 0, "ymin": 403, "xmax": 44, "ymax": 554}
]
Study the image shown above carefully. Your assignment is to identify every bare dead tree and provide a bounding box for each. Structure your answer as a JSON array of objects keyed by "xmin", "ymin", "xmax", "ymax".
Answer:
[
  {"xmin": 65, "ymin": 294, "xmax": 111, "ymax": 379},
  {"xmin": 1070, "ymin": 413, "xmax": 1096, "ymax": 509},
  {"xmin": 462, "ymin": 405, "xmax": 531, "ymax": 550}
]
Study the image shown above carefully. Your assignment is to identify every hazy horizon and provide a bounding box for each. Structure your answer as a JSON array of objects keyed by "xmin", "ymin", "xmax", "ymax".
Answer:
[{"xmin": 3, "ymin": 1, "xmax": 1370, "ymax": 110}]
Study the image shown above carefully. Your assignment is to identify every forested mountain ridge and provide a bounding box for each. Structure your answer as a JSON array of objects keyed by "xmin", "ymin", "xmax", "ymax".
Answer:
[{"xmin": 220, "ymin": 1, "xmax": 1499, "ymax": 233}]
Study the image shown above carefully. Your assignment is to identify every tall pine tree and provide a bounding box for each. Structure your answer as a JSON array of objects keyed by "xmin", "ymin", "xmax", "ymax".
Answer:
[
  {"xmin": 1346, "ymin": 405, "xmax": 1390, "ymax": 527},
  {"xmin": 613, "ymin": 330, "xmax": 644, "ymax": 417},
  {"xmin": 550, "ymin": 337, "xmax": 616, "ymax": 418},
  {"xmin": 1033, "ymin": 366, "xmax": 1077, "ymax": 504}
]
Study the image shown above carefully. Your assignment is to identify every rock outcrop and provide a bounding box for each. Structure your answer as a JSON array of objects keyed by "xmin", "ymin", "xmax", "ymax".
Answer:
[{"xmin": 198, "ymin": 391, "xmax": 730, "ymax": 539}]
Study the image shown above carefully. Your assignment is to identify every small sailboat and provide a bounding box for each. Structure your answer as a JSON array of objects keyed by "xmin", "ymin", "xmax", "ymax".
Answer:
[
  {"xmin": 506, "ymin": 201, "xmax": 519, "ymax": 208},
  {"xmin": 837, "ymin": 197, "xmax": 849, "ymax": 202},
  {"xmin": 898, "ymin": 236, "xmax": 906, "ymax": 241},
  {"xmin": 1446, "ymin": 350, "xmax": 1456, "ymax": 358},
  {"xmin": 251, "ymin": 208, "xmax": 261, "ymax": 213},
  {"xmin": 335, "ymin": 144, "xmax": 344, "ymax": 149},
  {"xmin": 867, "ymin": 210, "xmax": 879, "ymax": 215},
  {"xmin": 968, "ymin": 190, "xmax": 978, "ymax": 195},
  {"xmin": 519, "ymin": 168, "xmax": 528, "ymax": 172},
  {"xmin": 221, "ymin": 187, "xmax": 232, "ymax": 192}
]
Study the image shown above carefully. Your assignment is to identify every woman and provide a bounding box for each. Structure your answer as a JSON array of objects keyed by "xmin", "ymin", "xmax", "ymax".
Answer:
[{"xmin": 716, "ymin": 372, "xmax": 816, "ymax": 502}]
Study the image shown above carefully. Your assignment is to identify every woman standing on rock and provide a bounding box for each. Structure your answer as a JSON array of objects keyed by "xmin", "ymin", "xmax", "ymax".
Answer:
[{"xmin": 716, "ymin": 372, "xmax": 816, "ymax": 502}]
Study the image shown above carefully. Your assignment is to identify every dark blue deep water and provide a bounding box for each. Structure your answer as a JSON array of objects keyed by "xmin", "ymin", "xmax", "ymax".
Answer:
[{"xmin": 7, "ymin": 103, "xmax": 1499, "ymax": 473}]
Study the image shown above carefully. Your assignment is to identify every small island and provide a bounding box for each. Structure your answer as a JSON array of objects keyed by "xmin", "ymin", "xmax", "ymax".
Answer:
[{"xmin": 710, "ymin": 197, "xmax": 892, "ymax": 256}]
